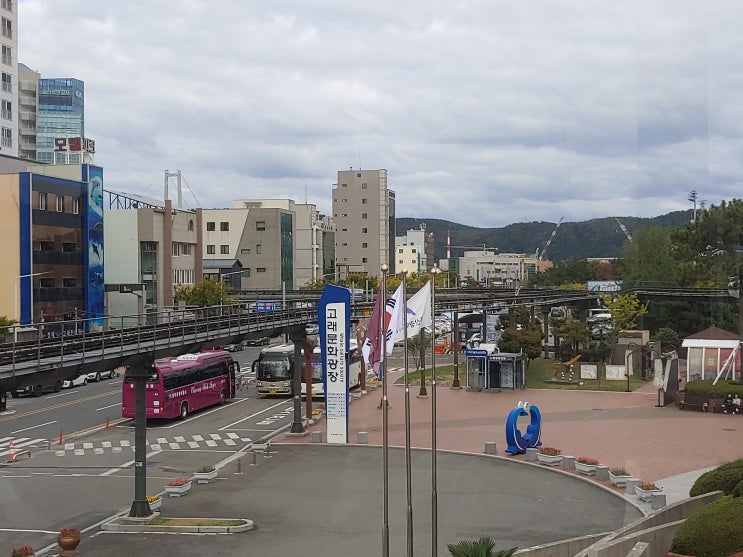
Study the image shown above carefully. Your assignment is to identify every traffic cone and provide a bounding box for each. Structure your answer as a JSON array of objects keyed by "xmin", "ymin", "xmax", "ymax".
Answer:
[{"xmin": 6, "ymin": 439, "xmax": 15, "ymax": 463}]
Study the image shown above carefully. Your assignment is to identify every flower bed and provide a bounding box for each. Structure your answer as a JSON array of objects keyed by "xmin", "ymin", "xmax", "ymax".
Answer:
[{"xmin": 575, "ymin": 457, "xmax": 599, "ymax": 475}]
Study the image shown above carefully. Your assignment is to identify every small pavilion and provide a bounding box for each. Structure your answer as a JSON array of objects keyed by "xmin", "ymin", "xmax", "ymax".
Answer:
[{"xmin": 681, "ymin": 326, "xmax": 741, "ymax": 384}]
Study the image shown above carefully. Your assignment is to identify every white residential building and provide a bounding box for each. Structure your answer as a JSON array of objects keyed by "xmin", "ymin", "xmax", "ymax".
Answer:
[{"xmin": 1, "ymin": 1, "xmax": 18, "ymax": 157}]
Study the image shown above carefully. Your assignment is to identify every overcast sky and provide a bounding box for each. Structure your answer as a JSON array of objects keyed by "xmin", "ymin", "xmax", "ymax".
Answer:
[{"xmin": 18, "ymin": 1, "xmax": 743, "ymax": 227}]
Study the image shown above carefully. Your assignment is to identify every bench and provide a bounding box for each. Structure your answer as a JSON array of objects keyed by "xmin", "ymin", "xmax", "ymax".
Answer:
[{"xmin": 678, "ymin": 392, "xmax": 710, "ymax": 412}]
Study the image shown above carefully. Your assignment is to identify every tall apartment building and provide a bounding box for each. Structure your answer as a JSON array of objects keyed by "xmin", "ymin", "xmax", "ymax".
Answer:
[
  {"xmin": 333, "ymin": 169, "xmax": 395, "ymax": 278},
  {"xmin": 17, "ymin": 63, "xmax": 38, "ymax": 160},
  {"xmin": 0, "ymin": 0, "xmax": 17, "ymax": 157},
  {"xmin": 36, "ymin": 78, "xmax": 84, "ymax": 164}
]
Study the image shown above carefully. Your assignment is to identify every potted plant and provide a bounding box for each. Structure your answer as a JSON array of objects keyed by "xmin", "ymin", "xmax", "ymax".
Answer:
[
  {"xmin": 165, "ymin": 477, "xmax": 192, "ymax": 497},
  {"xmin": 575, "ymin": 456, "xmax": 600, "ymax": 475},
  {"xmin": 536, "ymin": 447, "xmax": 563, "ymax": 466},
  {"xmin": 608, "ymin": 467, "xmax": 632, "ymax": 486},
  {"xmin": 634, "ymin": 481, "xmax": 662, "ymax": 502},
  {"xmin": 57, "ymin": 528, "xmax": 80, "ymax": 556},
  {"xmin": 11, "ymin": 546, "xmax": 34, "ymax": 557},
  {"xmin": 146, "ymin": 495, "xmax": 162, "ymax": 512},
  {"xmin": 193, "ymin": 464, "xmax": 219, "ymax": 484}
]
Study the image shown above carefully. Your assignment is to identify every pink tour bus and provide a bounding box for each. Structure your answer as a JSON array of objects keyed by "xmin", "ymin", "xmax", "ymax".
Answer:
[{"xmin": 122, "ymin": 350, "xmax": 239, "ymax": 419}]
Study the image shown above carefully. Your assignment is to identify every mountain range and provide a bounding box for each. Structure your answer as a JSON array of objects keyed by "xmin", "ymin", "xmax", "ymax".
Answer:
[{"xmin": 397, "ymin": 210, "xmax": 694, "ymax": 263}]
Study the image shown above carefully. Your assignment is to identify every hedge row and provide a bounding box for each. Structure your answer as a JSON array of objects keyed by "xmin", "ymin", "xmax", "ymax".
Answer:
[{"xmin": 685, "ymin": 379, "xmax": 743, "ymax": 400}]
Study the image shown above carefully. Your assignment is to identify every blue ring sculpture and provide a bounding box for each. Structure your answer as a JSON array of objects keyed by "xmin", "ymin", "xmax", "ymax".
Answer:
[{"xmin": 505, "ymin": 401, "xmax": 542, "ymax": 454}]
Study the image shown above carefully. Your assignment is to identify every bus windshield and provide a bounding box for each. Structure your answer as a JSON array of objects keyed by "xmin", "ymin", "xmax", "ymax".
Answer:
[{"xmin": 257, "ymin": 358, "xmax": 291, "ymax": 381}]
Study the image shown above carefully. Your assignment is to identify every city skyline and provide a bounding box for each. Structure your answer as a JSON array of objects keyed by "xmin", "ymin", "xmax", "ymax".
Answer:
[{"xmin": 18, "ymin": 0, "xmax": 743, "ymax": 227}]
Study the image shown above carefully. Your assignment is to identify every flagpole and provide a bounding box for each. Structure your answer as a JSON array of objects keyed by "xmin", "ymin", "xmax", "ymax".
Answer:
[
  {"xmin": 430, "ymin": 268, "xmax": 442, "ymax": 556},
  {"xmin": 380, "ymin": 264, "xmax": 390, "ymax": 557},
  {"xmin": 401, "ymin": 268, "xmax": 413, "ymax": 557}
]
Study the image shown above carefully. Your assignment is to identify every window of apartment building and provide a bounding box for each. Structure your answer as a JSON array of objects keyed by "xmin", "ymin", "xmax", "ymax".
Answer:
[
  {"xmin": 341, "ymin": 213, "xmax": 347, "ymax": 218},
  {"xmin": 1, "ymin": 72, "xmax": 10, "ymax": 93},
  {"xmin": 62, "ymin": 242, "xmax": 75, "ymax": 252},
  {"xmin": 361, "ymin": 213, "xmax": 367, "ymax": 219},
  {"xmin": 257, "ymin": 267, "xmax": 266, "ymax": 273},
  {"xmin": 362, "ymin": 243, "xmax": 368, "ymax": 248},
  {"xmin": 62, "ymin": 278, "xmax": 76, "ymax": 288},
  {"xmin": 342, "ymin": 242, "xmax": 348, "ymax": 246},
  {"xmin": 361, "ymin": 198, "xmax": 367, "ymax": 204},
  {"xmin": 341, "ymin": 228, "xmax": 347, "ymax": 232},
  {"xmin": 411, "ymin": 248, "xmax": 416, "ymax": 253},
  {"xmin": 72, "ymin": 198, "xmax": 79, "ymax": 214},
  {"xmin": 1, "ymin": 17, "xmax": 12, "ymax": 39},
  {"xmin": 39, "ymin": 278, "xmax": 55, "ymax": 288},
  {"xmin": 341, "ymin": 183, "xmax": 347, "ymax": 187},
  {"xmin": 256, "ymin": 244, "xmax": 262, "ymax": 254},
  {"xmin": 38, "ymin": 192, "xmax": 47, "ymax": 210},
  {"xmin": 256, "ymin": 221, "xmax": 266, "ymax": 231},
  {"xmin": 240, "ymin": 248, "xmax": 250, "ymax": 254},
  {"xmin": 398, "ymin": 248, "xmax": 403, "ymax": 254},
  {"xmin": 1, "ymin": 0, "xmax": 12, "ymax": 13},
  {"xmin": 362, "ymin": 228, "xmax": 367, "ymax": 233},
  {"xmin": 188, "ymin": 219, "xmax": 194, "ymax": 231},
  {"xmin": 362, "ymin": 258, "xmax": 368, "ymax": 263},
  {"xmin": 220, "ymin": 245, "xmax": 229, "ymax": 254},
  {"xmin": 341, "ymin": 198, "xmax": 347, "ymax": 202},
  {"xmin": 1, "ymin": 127, "xmax": 10, "ymax": 148},
  {"xmin": 56, "ymin": 195, "xmax": 64, "ymax": 212},
  {"xmin": 40, "ymin": 241, "xmax": 54, "ymax": 251},
  {"xmin": 220, "ymin": 222, "xmax": 229, "ymax": 231},
  {"xmin": 361, "ymin": 183, "xmax": 367, "ymax": 189},
  {"xmin": 356, "ymin": 173, "xmax": 361, "ymax": 177},
  {"xmin": 206, "ymin": 221, "xmax": 215, "ymax": 231},
  {"xmin": 1, "ymin": 45, "xmax": 11, "ymax": 65},
  {"xmin": 206, "ymin": 244, "xmax": 215, "ymax": 254},
  {"xmin": 243, "ymin": 268, "xmax": 251, "ymax": 277}
]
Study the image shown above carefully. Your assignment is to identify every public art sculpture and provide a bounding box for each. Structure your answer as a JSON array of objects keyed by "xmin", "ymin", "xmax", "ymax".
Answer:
[{"xmin": 505, "ymin": 401, "xmax": 542, "ymax": 454}]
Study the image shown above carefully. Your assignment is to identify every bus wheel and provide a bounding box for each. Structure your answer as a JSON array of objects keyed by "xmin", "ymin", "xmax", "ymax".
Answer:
[
  {"xmin": 54, "ymin": 380, "xmax": 62, "ymax": 392},
  {"xmin": 220, "ymin": 390, "xmax": 227, "ymax": 404},
  {"xmin": 32, "ymin": 384, "xmax": 43, "ymax": 397},
  {"xmin": 180, "ymin": 402, "xmax": 189, "ymax": 419},
  {"xmin": 10, "ymin": 390, "xmax": 18, "ymax": 399}
]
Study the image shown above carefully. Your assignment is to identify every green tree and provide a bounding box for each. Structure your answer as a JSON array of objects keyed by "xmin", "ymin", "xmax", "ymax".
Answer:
[
  {"xmin": 0, "ymin": 316, "xmax": 14, "ymax": 339},
  {"xmin": 552, "ymin": 317, "xmax": 590, "ymax": 359},
  {"xmin": 174, "ymin": 280, "xmax": 230, "ymax": 307},
  {"xmin": 600, "ymin": 293, "xmax": 649, "ymax": 332},
  {"xmin": 619, "ymin": 226, "xmax": 679, "ymax": 287},
  {"xmin": 405, "ymin": 329, "xmax": 432, "ymax": 371},
  {"xmin": 652, "ymin": 326, "xmax": 680, "ymax": 349}
]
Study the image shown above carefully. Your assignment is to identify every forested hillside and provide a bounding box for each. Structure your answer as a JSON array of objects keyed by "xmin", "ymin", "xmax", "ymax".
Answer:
[{"xmin": 397, "ymin": 211, "xmax": 693, "ymax": 263}]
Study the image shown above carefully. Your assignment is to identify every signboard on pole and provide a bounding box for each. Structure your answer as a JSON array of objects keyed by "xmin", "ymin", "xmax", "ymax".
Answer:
[{"xmin": 319, "ymin": 285, "xmax": 351, "ymax": 444}]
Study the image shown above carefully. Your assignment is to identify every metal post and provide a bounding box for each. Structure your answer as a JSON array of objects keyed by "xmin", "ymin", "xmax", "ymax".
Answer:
[
  {"xmin": 418, "ymin": 327, "xmax": 427, "ymax": 396},
  {"xmin": 290, "ymin": 332, "xmax": 305, "ymax": 433},
  {"xmin": 452, "ymin": 310, "xmax": 461, "ymax": 388},
  {"xmin": 401, "ymin": 269, "xmax": 413, "ymax": 557},
  {"xmin": 128, "ymin": 362, "xmax": 152, "ymax": 517},
  {"xmin": 430, "ymin": 269, "xmax": 440, "ymax": 556},
  {"xmin": 380, "ymin": 265, "xmax": 390, "ymax": 557}
]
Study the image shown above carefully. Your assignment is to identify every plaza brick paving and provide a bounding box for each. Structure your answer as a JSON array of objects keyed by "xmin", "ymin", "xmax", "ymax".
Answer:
[{"xmin": 281, "ymin": 375, "xmax": 743, "ymax": 487}]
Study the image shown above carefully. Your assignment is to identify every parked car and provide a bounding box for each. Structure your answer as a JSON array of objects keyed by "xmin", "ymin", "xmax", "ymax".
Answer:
[
  {"xmin": 63, "ymin": 374, "xmax": 88, "ymax": 388},
  {"xmin": 224, "ymin": 342, "xmax": 244, "ymax": 352},
  {"xmin": 86, "ymin": 369, "xmax": 118, "ymax": 382},
  {"xmin": 245, "ymin": 336, "xmax": 270, "ymax": 346}
]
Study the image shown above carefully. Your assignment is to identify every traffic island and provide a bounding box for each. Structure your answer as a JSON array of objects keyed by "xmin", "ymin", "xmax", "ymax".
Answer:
[{"xmin": 101, "ymin": 514, "xmax": 254, "ymax": 533}]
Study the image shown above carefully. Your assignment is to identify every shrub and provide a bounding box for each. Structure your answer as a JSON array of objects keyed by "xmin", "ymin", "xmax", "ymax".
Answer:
[
  {"xmin": 685, "ymin": 379, "xmax": 743, "ymax": 399},
  {"xmin": 576, "ymin": 457, "xmax": 599, "ymax": 465},
  {"xmin": 447, "ymin": 536, "xmax": 517, "ymax": 557},
  {"xmin": 734, "ymin": 480, "xmax": 743, "ymax": 499},
  {"xmin": 197, "ymin": 465, "xmax": 216, "ymax": 473},
  {"xmin": 689, "ymin": 459, "xmax": 743, "ymax": 497},
  {"xmin": 638, "ymin": 482, "xmax": 659, "ymax": 491},
  {"xmin": 538, "ymin": 447, "xmax": 561, "ymax": 456},
  {"xmin": 670, "ymin": 495, "xmax": 743, "ymax": 557},
  {"xmin": 610, "ymin": 467, "xmax": 630, "ymax": 476}
]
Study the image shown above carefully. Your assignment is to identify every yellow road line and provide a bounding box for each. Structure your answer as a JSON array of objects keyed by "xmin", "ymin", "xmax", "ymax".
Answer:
[{"xmin": 0, "ymin": 390, "xmax": 119, "ymax": 423}]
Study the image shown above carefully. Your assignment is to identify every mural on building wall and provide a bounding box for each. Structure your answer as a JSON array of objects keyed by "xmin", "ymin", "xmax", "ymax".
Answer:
[{"xmin": 85, "ymin": 166, "xmax": 104, "ymax": 331}]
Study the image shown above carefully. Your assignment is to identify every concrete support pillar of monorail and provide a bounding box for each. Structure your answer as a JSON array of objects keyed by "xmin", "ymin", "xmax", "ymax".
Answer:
[{"xmin": 289, "ymin": 330, "xmax": 306, "ymax": 434}]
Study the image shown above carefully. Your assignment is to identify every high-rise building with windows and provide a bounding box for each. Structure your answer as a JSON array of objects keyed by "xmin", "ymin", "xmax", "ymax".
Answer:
[
  {"xmin": 0, "ymin": 0, "xmax": 17, "ymax": 157},
  {"xmin": 333, "ymin": 169, "xmax": 395, "ymax": 278},
  {"xmin": 18, "ymin": 63, "xmax": 38, "ymax": 161},
  {"xmin": 36, "ymin": 78, "xmax": 84, "ymax": 164}
]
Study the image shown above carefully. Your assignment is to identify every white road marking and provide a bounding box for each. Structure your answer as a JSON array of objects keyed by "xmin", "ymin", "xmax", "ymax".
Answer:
[
  {"xmin": 219, "ymin": 400, "xmax": 291, "ymax": 430},
  {"xmin": 96, "ymin": 403, "xmax": 120, "ymax": 411},
  {"xmin": 9, "ymin": 420, "xmax": 57, "ymax": 434},
  {"xmin": 100, "ymin": 448, "xmax": 162, "ymax": 476}
]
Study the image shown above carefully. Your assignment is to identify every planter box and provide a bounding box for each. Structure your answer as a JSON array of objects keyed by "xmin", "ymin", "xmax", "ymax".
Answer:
[
  {"xmin": 575, "ymin": 461, "xmax": 598, "ymax": 475},
  {"xmin": 149, "ymin": 497, "xmax": 162, "ymax": 511},
  {"xmin": 193, "ymin": 469, "xmax": 219, "ymax": 484},
  {"xmin": 165, "ymin": 481, "xmax": 192, "ymax": 497},
  {"xmin": 536, "ymin": 453, "xmax": 563, "ymax": 466},
  {"xmin": 608, "ymin": 471, "xmax": 632, "ymax": 486},
  {"xmin": 635, "ymin": 486, "xmax": 662, "ymax": 502}
]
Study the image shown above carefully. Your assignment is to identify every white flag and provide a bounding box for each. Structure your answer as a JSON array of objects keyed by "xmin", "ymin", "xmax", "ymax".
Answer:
[
  {"xmin": 394, "ymin": 281, "xmax": 432, "ymax": 341},
  {"xmin": 384, "ymin": 284, "xmax": 405, "ymax": 355}
]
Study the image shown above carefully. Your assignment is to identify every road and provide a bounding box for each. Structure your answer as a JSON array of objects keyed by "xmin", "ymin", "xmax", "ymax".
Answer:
[{"xmin": 0, "ymin": 339, "xmax": 311, "ymax": 552}]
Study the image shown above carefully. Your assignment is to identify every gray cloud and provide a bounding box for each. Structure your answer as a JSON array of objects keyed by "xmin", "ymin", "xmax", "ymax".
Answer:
[{"xmin": 18, "ymin": 0, "xmax": 743, "ymax": 227}]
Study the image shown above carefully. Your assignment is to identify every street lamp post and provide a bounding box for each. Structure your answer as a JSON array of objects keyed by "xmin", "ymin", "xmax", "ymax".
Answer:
[
  {"xmin": 429, "ymin": 264, "xmax": 442, "ymax": 557},
  {"xmin": 625, "ymin": 342, "xmax": 641, "ymax": 393}
]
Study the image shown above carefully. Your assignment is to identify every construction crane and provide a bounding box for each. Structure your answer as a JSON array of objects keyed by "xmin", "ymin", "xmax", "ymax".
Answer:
[
  {"xmin": 614, "ymin": 218, "xmax": 633, "ymax": 242},
  {"xmin": 537, "ymin": 217, "xmax": 564, "ymax": 261}
]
